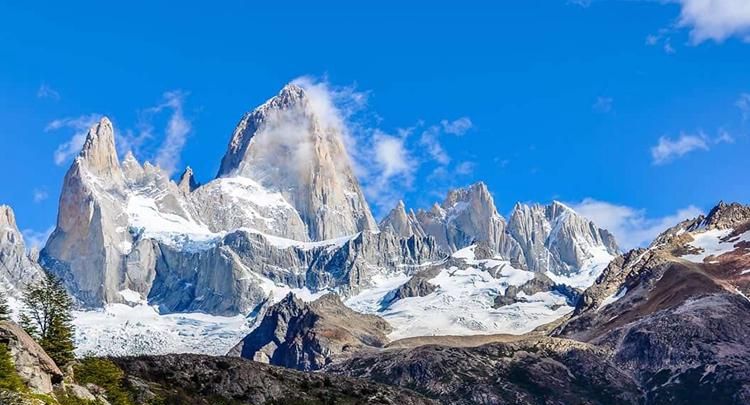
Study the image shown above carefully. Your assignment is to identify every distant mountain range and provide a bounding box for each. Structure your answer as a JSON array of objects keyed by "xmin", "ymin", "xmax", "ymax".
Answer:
[{"xmin": 1, "ymin": 83, "xmax": 748, "ymax": 404}]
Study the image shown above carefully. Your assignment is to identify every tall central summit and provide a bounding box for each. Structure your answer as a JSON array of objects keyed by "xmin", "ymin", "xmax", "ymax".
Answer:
[{"xmin": 217, "ymin": 82, "xmax": 377, "ymax": 241}]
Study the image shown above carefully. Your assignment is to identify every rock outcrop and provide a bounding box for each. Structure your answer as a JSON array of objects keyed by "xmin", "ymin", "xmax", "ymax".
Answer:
[
  {"xmin": 40, "ymin": 118, "xmax": 136, "ymax": 306},
  {"xmin": 507, "ymin": 201, "xmax": 618, "ymax": 277},
  {"xmin": 327, "ymin": 337, "xmax": 643, "ymax": 405},
  {"xmin": 113, "ymin": 354, "xmax": 436, "ymax": 405},
  {"xmin": 380, "ymin": 200, "xmax": 427, "ymax": 238},
  {"xmin": 554, "ymin": 202, "xmax": 750, "ymax": 404},
  {"xmin": 228, "ymin": 293, "xmax": 391, "ymax": 370},
  {"xmin": 0, "ymin": 321, "xmax": 63, "ymax": 394}
]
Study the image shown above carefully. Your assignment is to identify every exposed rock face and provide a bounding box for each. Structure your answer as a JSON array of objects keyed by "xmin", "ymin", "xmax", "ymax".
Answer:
[
  {"xmin": 41, "ymin": 118, "xmax": 146, "ymax": 306},
  {"xmin": 112, "ymin": 354, "xmax": 436, "ymax": 405},
  {"xmin": 148, "ymin": 229, "xmax": 442, "ymax": 315},
  {"xmin": 0, "ymin": 321, "xmax": 63, "ymax": 394},
  {"xmin": 0, "ymin": 205, "xmax": 43, "ymax": 294},
  {"xmin": 506, "ymin": 201, "xmax": 619, "ymax": 276},
  {"xmin": 380, "ymin": 200, "xmax": 426, "ymax": 238},
  {"xmin": 41, "ymin": 110, "xmax": 442, "ymax": 313},
  {"xmin": 228, "ymin": 293, "xmax": 391, "ymax": 370},
  {"xmin": 327, "ymin": 337, "xmax": 643, "ymax": 405},
  {"xmin": 216, "ymin": 83, "xmax": 378, "ymax": 241},
  {"xmin": 554, "ymin": 202, "xmax": 750, "ymax": 404},
  {"xmin": 176, "ymin": 166, "xmax": 199, "ymax": 193},
  {"xmin": 414, "ymin": 182, "xmax": 516, "ymax": 255}
]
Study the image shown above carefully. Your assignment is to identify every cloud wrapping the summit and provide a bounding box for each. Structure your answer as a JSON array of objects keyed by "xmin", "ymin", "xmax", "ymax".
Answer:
[
  {"xmin": 283, "ymin": 77, "xmax": 475, "ymax": 216},
  {"xmin": 47, "ymin": 113, "xmax": 103, "ymax": 165}
]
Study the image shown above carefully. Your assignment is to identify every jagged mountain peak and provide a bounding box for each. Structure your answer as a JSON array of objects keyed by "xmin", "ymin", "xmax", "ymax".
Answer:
[
  {"xmin": 215, "ymin": 82, "xmax": 378, "ymax": 240},
  {"xmin": 442, "ymin": 181, "xmax": 494, "ymax": 209},
  {"xmin": 380, "ymin": 200, "xmax": 426, "ymax": 239},
  {"xmin": 177, "ymin": 166, "xmax": 199, "ymax": 193},
  {"xmin": 77, "ymin": 117, "xmax": 122, "ymax": 180},
  {"xmin": 0, "ymin": 204, "xmax": 16, "ymax": 229},
  {"xmin": 703, "ymin": 201, "xmax": 750, "ymax": 229},
  {"xmin": 652, "ymin": 201, "xmax": 750, "ymax": 247}
]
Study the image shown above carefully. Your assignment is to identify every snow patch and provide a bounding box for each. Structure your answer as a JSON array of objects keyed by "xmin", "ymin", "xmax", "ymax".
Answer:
[
  {"xmin": 118, "ymin": 289, "xmax": 145, "ymax": 304},
  {"xmin": 682, "ymin": 229, "xmax": 737, "ymax": 263},
  {"xmin": 545, "ymin": 245, "xmax": 614, "ymax": 289},
  {"xmin": 597, "ymin": 287, "xmax": 627, "ymax": 311}
]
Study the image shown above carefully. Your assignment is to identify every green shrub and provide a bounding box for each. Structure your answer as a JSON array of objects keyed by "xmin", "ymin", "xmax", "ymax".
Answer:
[
  {"xmin": 74, "ymin": 358, "xmax": 133, "ymax": 405},
  {"xmin": 0, "ymin": 343, "xmax": 25, "ymax": 393}
]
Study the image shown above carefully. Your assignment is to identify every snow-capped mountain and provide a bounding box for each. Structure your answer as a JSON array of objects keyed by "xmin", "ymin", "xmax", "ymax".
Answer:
[
  {"xmin": 383, "ymin": 182, "xmax": 619, "ymax": 287},
  {"xmin": 1, "ymin": 82, "xmax": 624, "ymax": 356},
  {"xmin": 39, "ymin": 84, "xmax": 440, "ymax": 315}
]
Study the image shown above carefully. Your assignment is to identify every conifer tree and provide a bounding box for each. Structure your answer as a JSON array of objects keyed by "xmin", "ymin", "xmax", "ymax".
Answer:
[
  {"xmin": 0, "ymin": 289, "xmax": 11, "ymax": 321},
  {"xmin": 19, "ymin": 272, "xmax": 75, "ymax": 367}
]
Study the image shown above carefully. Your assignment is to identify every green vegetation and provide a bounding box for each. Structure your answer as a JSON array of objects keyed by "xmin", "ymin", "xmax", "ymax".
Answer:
[
  {"xmin": 74, "ymin": 358, "xmax": 133, "ymax": 405},
  {"xmin": 0, "ymin": 343, "xmax": 25, "ymax": 392},
  {"xmin": 19, "ymin": 272, "xmax": 76, "ymax": 367}
]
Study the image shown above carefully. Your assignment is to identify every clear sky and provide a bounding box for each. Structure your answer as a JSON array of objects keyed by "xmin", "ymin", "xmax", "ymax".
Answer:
[{"xmin": 1, "ymin": 1, "xmax": 748, "ymax": 250}]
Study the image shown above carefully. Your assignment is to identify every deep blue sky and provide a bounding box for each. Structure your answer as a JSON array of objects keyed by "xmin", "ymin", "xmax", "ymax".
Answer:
[{"xmin": 1, "ymin": 1, "xmax": 748, "ymax": 248}]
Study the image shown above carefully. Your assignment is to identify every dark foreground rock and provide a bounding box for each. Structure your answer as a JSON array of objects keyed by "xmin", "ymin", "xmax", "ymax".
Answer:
[
  {"xmin": 327, "ymin": 337, "xmax": 642, "ymax": 405},
  {"xmin": 112, "ymin": 354, "xmax": 436, "ymax": 405},
  {"xmin": 228, "ymin": 293, "xmax": 391, "ymax": 371}
]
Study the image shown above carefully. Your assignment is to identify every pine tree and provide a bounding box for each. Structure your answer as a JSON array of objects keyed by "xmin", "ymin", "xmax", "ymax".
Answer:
[
  {"xmin": 19, "ymin": 272, "xmax": 75, "ymax": 367},
  {"xmin": 0, "ymin": 343, "xmax": 24, "ymax": 392},
  {"xmin": 0, "ymin": 289, "xmax": 11, "ymax": 321}
]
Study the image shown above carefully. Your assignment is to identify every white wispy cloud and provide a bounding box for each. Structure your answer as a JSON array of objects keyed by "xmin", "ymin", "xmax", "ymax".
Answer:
[
  {"xmin": 676, "ymin": 0, "xmax": 750, "ymax": 44},
  {"xmin": 37, "ymin": 83, "xmax": 60, "ymax": 100},
  {"xmin": 645, "ymin": 28, "xmax": 678, "ymax": 54},
  {"xmin": 650, "ymin": 130, "xmax": 735, "ymax": 165},
  {"xmin": 441, "ymin": 117, "xmax": 473, "ymax": 135},
  {"xmin": 273, "ymin": 77, "xmax": 475, "ymax": 215},
  {"xmin": 22, "ymin": 226, "xmax": 55, "ymax": 251},
  {"xmin": 455, "ymin": 161, "xmax": 476, "ymax": 175},
  {"xmin": 570, "ymin": 198, "xmax": 704, "ymax": 249},
  {"xmin": 592, "ymin": 96, "xmax": 613, "ymax": 113},
  {"xmin": 567, "ymin": 0, "xmax": 591, "ymax": 7},
  {"xmin": 736, "ymin": 93, "xmax": 750, "ymax": 121},
  {"xmin": 117, "ymin": 91, "xmax": 193, "ymax": 176},
  {"xmin": 650, "ymin": 132, "xmax": 709, "ymax": 165},
  {"xmin": 153, "ymin": 91, "xmax": 191, "ymax": 176},
  {"xmin": 419, "ymin": 125, "xmax": 451, "ymax": 165},
  {"xmin": 32, "ymin": 188, "xmax": 49, "ymax": 203},
  {"xmin": 46, "ymin": 113, "xmax": 103, "ymax": 165}
]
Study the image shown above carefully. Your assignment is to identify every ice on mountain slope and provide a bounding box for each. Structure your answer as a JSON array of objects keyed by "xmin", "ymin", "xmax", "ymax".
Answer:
[
  {"xmin": 544, "ymin": 245, "xmax": 615, "ymax": 289},
  {"xmin": 346, "ymin": 245, "xmax": 573, "ymax": 340},
  {"xmin": 73, "ymin": 285, "xmax": 329, "ymax": 357}
]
